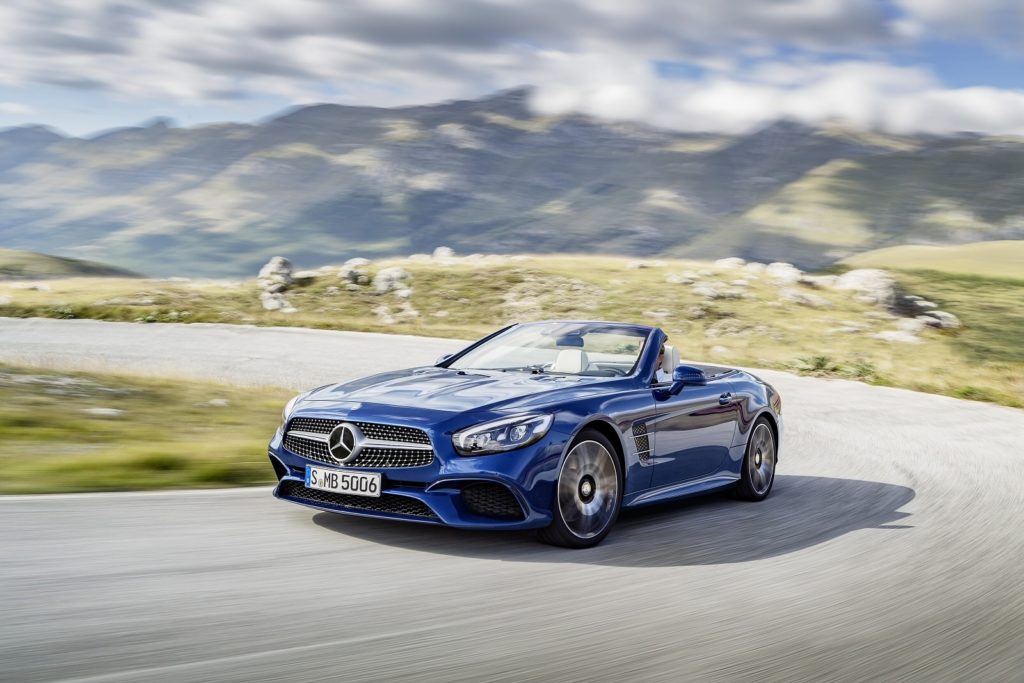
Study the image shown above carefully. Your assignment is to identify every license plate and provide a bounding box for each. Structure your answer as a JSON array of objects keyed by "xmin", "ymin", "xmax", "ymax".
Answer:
[{"xmin": 305, "ymin": 465, "xmax": 381, "ymax": 498}]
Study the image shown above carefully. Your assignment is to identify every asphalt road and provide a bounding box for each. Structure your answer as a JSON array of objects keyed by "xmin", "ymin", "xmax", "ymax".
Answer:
[{"xmin": 2, "ymin": 318, "xmax": 1023, "ymax": 681}]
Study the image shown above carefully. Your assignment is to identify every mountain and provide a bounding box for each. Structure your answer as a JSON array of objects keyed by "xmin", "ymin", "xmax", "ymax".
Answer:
[
  {"xmin": 1, "ymin": 88, "xmax": 1022, "ymax": 277},
  {"xmin": 0, "ymin": 248, "xmax": 142, "ymax": 279}
]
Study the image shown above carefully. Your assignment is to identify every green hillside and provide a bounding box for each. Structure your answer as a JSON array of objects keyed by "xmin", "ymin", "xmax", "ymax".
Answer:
[
  {"xmin": 1, "ymin": 89, "xmax": 1023, "ymax": 277},
  {"xmin": 0, "ymin": 248, "xmax": 142, "ymax": 279},
  {"xmin": 842, "ymin": 241, "xmax": 1024, "ymax": 280}
]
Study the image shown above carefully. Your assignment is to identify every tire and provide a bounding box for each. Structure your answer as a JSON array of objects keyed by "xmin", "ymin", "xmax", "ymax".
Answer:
[
  {"xmin": 734, "ymin": 417, "xmax": 777, "ymax": 501},
  {"xmin": 538, "ymin": 428, "xmax": 623, "ymax": 549}
]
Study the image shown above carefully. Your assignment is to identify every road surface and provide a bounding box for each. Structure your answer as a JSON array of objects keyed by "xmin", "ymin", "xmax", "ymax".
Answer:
[{"xmin": 1, "ymin": 318, "xmax": 1022, "ymax": 681}]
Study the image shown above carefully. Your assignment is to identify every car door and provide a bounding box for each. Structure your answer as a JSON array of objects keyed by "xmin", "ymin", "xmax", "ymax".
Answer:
[{"xmin": 649, "ymin": 379, "xmax": 741, "ymax": 488}]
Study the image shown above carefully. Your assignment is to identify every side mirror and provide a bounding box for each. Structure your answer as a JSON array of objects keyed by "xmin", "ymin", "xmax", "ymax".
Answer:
[
  {"xmin": 666, "ymin": 364, "xmax": 707, "ymax": 396},
  {"xmin": 435, "ymin": 353, "xmax": 454, "ymax": 366}
]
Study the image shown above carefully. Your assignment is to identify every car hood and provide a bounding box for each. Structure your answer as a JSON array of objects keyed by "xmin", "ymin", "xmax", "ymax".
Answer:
[{"xmin": 302, "ymin": 367, "xmax": 612, "ymax": 415}]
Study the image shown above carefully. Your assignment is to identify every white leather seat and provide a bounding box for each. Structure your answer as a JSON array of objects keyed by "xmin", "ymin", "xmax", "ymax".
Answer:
[
  {"xmin": 551, "ymin": 349, "xmax": 589, "ymax": 373},
  {"xmin": 661, "ymin": 345, "xmax": 680, "ymax": 379}
]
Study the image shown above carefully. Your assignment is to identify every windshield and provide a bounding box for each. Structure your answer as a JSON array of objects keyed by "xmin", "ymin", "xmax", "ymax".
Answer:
[{"xmin": 449, "ymin": 322, "xmax": 650, "ymax": 377}]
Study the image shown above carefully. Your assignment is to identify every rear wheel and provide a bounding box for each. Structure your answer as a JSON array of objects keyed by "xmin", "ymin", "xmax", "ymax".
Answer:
[
  {"xmin": 538, "ymin": 428, "xmax": 622, "ymax": 548},
  {"xmin": 734, "ymin": 418, "xmax": 776, "ymax": 501}
]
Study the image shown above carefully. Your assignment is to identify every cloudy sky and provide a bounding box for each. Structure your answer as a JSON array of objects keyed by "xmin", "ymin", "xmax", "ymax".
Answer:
[{"xmin": 1, "ymin": 0, "xmax": 1023, "ymax": 136}]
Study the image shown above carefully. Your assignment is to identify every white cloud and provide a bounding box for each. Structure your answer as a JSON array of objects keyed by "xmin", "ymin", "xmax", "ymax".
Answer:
[
  {"xmin": 0, "ymin": 0, "xmax": 1021, "ymax": 135},
  {"xmin": 0, "ymin": 101, "xmax": 33, "ymax": 115}
]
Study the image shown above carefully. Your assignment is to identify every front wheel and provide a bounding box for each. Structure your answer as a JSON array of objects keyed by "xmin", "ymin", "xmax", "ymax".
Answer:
[
  {"xmin": 537, "ymin": 428, "xmax": 622, "ymax": 548},
  {"xmin": 734, "ymin": 417, "xmax": 777, "ymax": 501}
]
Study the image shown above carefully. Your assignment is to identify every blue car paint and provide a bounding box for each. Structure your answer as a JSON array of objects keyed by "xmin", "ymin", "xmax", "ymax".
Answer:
[{"xmin": 269, "ymin": 322, "xmax": 782, "ymax": 530}]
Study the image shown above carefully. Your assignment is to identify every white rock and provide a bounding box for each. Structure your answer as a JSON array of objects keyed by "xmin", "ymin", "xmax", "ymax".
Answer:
[
  {"xmin": 666, "ymin": 274, "xmax": 694, "ymax": 285},
  {"xmin": 835, "ymin": 269, "xmax": 896, "ymax": 307},
  {"xmin": 800, "ymin": 274, "xmax": 839, "ymax": 288},
  {"xmin": 374, "ymin": 267, "xmax": 413, "ymax": 293},
  {"xmin": 407, "ymin": 253, "xmax": 431, "ymax": 262},
  {"xmin": 431, "ymin": 310, "xmax": 450, "ymax": 317},
  {"xmin": 344, "ymin": 257, "xmax": 371, "ymax": 268},
  {"xmin": 643, "ymin": 310, "xmax": 670, "ymax": 319},
  {"xmin": 765, "ymin": 262, "xmax": 803, "ymax": 284},
  {"xmin": 83, "ymin": 407, "xmax": 124, "ymax": 417},
  {"xmin": 714, "ymin": 257, "xmax": 746, "ymax": 268},
  {"xmin": 919, "ymin": 311, "xmax": 961, "ymax": 329},
  {"xmin": 207, "ymin": 398, "xmax": 230, "ymax": 407},
  {"xmin": 692, "ymin": 285, "xmax": 720, "ymax": 299},
  {"xmin": 681, "ymin": 271, "xmax": 701, "ymax": 280},
  {"xmin": 291, "ymin": 270, "xmax": 319, "ymax": 286},
  {"xmin": 395, "ymin": 288, "xmax": 413, "ymax": 300},
  {"xmin": 0, "ymin": 296, "xmax": 10, "ymax": 305},
  {"xmin": 324, "ymin": 286, "xmax": 340, "ymax": 295},
  {"xmin": 432, "ymin": 246, "xmax": 456, "ymax": 260},
  {"xmin": 258, "ymin": 256, "xmax": 292, "ymax": 283},
  {"xmin": 710, "ymin": 345, "xmax": 731, "ymax": 355},
  {"xmin": 743, "ymin": 262, "xmax": 766, "ymax": 275},
  {"xmin": 872, "ymin": 330, "xmax": 922, "ymax": 344},
  {"xmin": 897, "ymin": 318, "xmax": 927, "ymax": 334},
  {"xmin": 780, "ymin": 288, "xmax": 829, "ymax": 307},
  {"xmin": 730, "ymin": 279, "xmax": 749, "ymax": 287},
  {"xmin": 509, "ymin": 255, "xmax": 531, "ymax": 262}
]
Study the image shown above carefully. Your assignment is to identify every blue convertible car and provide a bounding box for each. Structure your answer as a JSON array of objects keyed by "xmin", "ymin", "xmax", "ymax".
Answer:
[{"xmin": 269, "ymin": 320, "xmax": 782, "ymax": 548}]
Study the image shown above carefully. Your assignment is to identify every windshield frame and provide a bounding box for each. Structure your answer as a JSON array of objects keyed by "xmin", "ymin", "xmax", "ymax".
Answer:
[{"xmin": 441, "ymin": 321, "xmax": 655, "ymax": 378}]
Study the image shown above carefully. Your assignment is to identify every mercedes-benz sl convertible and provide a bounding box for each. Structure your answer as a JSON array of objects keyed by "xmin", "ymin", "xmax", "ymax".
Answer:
[{"xmin": 268, "ymin": 320, "xmax": 782, "ymax": 548}]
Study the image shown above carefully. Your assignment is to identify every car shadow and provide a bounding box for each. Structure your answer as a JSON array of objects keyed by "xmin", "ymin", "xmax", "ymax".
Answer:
[{"xmin": 311, "ymin": 475, "xmax": 915, "ymax": 567}]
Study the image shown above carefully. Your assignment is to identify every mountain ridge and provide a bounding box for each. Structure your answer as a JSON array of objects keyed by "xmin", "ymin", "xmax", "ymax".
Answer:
[{"xmin": 1, "ymin": 88, "xmax": 1021, "ymax": 277}]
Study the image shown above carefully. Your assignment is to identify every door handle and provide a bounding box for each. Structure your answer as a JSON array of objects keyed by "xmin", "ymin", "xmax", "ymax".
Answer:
[{"xmin": 719, "ymin": 392, "xmax": 734, "ymax": 405}]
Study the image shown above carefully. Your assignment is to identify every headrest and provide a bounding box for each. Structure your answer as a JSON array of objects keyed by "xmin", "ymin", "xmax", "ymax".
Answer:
[
  {"xmin": 662, "ymin": 345, "xmax": 680, "ymax": 374},
  {"xmin": 551, "ymin": 349, "xmax": 589, "ymax": 374}
]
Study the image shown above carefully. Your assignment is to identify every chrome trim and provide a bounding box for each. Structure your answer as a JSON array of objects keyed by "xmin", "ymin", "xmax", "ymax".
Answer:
[{"xmin": 285, "ymin": 429, "xmax": 432, "ymax": 451}]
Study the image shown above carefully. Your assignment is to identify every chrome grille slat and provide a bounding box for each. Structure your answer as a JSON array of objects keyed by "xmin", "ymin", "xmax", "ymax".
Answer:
[{"xmin": 284, "ymin": 418, "xmax": 435, "ymax": 469}]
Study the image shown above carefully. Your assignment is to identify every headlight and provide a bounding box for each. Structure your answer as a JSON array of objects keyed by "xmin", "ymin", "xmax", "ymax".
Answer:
[
  {"xmin": 452, "ymin": 414, "xmax": 553, "ymax": 456},
  {"xmin": 282, "ymin": 394, "xmax": 302, "ymax": 422}
]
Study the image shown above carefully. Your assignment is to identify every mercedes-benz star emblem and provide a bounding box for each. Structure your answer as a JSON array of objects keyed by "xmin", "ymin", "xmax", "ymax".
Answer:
[{"xmin": 327, "ymin": 422, "xmax": 363, "ymax": 464}]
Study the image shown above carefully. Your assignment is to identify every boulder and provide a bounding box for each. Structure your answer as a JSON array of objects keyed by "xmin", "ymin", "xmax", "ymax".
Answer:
[
  {"xmin": 432, "ymin": 246, "xmax": 456, "ymax": 260},
  {"xmin": 834, "ymin": 269, "xmax": 896, "ymax": 307},
  {"xmin": 344, "ymin": 257, "xmax": 371, "ymax": 268},
  {"xmin": 666, "ymin": 274, "xmax": 694, "ymax": 285},
  {"xmin": 780, "ymin": 288, "xmax": 830, "ymax": 308},
  {"xmin": 743, "ymin": 262, "xmax": 766, "ymax": 275},
  {"xmin": 919, "ymin": 311, "xmax": 961, "ymax": 329},
  {"xmin": 800, "ymin": 274, "xmax": 839, "ymax": 288},
  {"xmin": 374, "ymin": 267, "xmax": 412, "ymax": 293},
  {"xmin": 897, "ymin": 318, "xmax": 927, "ymax": 334},
  {"xmin": 714, "ymin": 257, "xmax": 746, "ymax": 269},
  {"xmin": 872, "ymin": 330, "xmax": 922, "ymax": 344},
  {"xmin": 291, "ymin": 270, "xmax": 319, "ymax": 286},
  {"xmin": 692, "ymin": 285, "xmax": 720, "ymax": 299},
  {"xmin": 765, "ymin": 262, "xmax": 803, "ymax": 284},
  {"xmin": 257, "ymin": 256, "xmax": 292, "ymax": 285}
]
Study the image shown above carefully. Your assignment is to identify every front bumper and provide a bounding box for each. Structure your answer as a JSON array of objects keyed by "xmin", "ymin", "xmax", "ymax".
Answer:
[{"xmin": 268, "ymin": 427, "xmax": 568, "ymax": 530}]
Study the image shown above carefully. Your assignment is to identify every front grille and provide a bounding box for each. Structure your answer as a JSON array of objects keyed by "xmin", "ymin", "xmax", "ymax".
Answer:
[
  {"xmin": 278, "ymin": 480, "xmax": 437, "ymax": 518},
  {"xmin": 283, "ymin": 419, "xmax": 435, "ymax": 469},
  {"xmin": 462, "ymin": 483, "xmax": 524, "ymax": 520},
  {"xmin": 287, "ymin": 418, "xmax": 430, "ymax": 444},
  {"xmin": 632, "ymin": 422, "xmax": 651, "ymax": 464}
]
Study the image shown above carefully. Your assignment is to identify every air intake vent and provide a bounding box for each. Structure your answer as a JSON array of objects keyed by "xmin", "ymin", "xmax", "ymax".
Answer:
[{"xmin": 632, "ymin": 422, "xmax": 651, "ymax": 464}]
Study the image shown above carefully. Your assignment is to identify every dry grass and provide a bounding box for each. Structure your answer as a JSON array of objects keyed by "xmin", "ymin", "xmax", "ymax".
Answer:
[{"xmin": 1, "ymin": 254, "xmax": 1021, "ymax": 407}]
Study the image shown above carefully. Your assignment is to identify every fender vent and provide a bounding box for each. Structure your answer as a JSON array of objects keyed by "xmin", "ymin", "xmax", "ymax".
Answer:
[{"xmin": 632, "ymin": 422, "xmax": 651, "ymax": 464}]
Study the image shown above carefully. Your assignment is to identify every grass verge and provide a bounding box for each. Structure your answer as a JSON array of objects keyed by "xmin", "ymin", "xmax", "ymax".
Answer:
[{"xmin": 0, "ymin": 364, "xmax": 290, "ymax": 494}]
